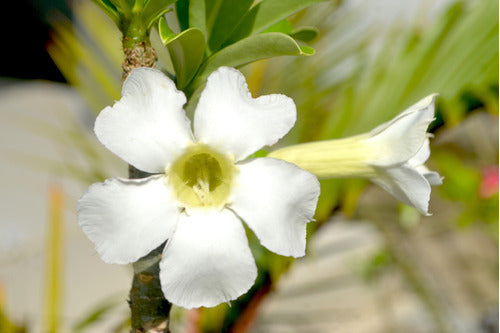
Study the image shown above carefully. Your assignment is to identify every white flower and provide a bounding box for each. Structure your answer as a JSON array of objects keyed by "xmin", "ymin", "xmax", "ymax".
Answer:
[
  {"xmin": 366, "ymin": 95, "xmax": 443, "ymax": 215},
  {"xmin": 77, "ymin": 67, "xmax": 320, "ymax": 309},
  {"xmin": 269, "ymin": 94, "xmax": 441, "ymax": 215}
]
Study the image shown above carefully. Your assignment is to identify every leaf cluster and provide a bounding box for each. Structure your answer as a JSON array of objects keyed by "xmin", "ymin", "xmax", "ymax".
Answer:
[
  {"xmin": 91, "ymin": 0, "xmax": 175, "ymax": 44},
  {"xmin": 90, "ymin": 0, "xmax": 326, "ymax": 94},
  {"xmin": 156, "ymin": 0, "xmax": 326, "ymax": 96}
]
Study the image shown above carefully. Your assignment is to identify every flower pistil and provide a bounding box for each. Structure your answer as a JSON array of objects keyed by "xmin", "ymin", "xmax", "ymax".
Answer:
[{"xmin": 168, "ymin": 144, "xmax": 237, "ymax": 210}]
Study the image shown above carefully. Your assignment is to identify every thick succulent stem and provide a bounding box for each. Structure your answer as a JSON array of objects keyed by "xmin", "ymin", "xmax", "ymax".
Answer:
[
  {"xmin": 122, "ymin": 35, "xmax": 170, "ymax": 333},
  {"xmin": 129, "ymin": 244, "xmax": 171, "ymax": 333},
  {"xmin": 122, "ymin": 39, "xmax": 157, "ymax": 80}
]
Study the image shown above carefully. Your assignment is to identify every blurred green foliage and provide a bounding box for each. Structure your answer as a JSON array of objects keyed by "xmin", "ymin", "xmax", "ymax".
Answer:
[{"xmin": 0, "ymin": 304, "xmax": 26, "ymax": 333}]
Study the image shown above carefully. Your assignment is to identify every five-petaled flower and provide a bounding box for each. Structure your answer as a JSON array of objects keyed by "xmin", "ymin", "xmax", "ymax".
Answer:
[{"xmin": 77, "ymin": 67, "xmax": 320, "ymax": 309}]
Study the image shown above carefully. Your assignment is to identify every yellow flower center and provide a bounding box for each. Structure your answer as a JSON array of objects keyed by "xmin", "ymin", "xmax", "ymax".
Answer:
[{"xmin": 168, "ymin": 144, "xmax": 237, "ymax": 210}]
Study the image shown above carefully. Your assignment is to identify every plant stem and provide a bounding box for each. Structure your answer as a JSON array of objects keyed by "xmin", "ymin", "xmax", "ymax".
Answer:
[
  {"xmin": 122, "ymin": 33, "xmax": 170, "ymax": 332},
  {"xmin": 122, "ymin": 39, "xmax": 157, "ymax": 79},
  {"xmin": 129, "ymin": 244, "xmax": 171, "ymax": 333},
  {"xmin": 121, "ymin": 12, "xmax": 157, "ymax": 80}
]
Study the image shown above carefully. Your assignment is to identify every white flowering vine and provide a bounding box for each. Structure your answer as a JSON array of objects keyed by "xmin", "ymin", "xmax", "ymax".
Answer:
[{"xmin": 77, "ymin": 66, "xmax": 320, "ymax": 309}]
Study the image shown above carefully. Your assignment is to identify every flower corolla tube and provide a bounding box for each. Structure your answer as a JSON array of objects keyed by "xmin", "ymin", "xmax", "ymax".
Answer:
[
  {"xmin": 269, "ymin": 94, "xmax": 442, "ymax": 215},
  {"xmin": 77, "ymin": 67, "xmax": 321, "ymax": 309}
]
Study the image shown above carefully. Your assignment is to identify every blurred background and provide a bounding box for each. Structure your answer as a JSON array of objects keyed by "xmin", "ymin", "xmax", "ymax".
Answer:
[{"xmin": 0, "ymin": 0, "xmax": 497, "ymax": 332}]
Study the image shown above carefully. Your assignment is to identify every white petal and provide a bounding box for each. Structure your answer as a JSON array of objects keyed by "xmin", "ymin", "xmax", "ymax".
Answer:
[
  {"xmin": 194, "ymin": 67, "xmax": 296, "ymax": 161},
  {"xmin": 408, "ymin": 138, "xmax": 431, "ymax": 167},
  {"xmin": 372, "ymin": 165, "xmax": 432, "ymax": 215},
  {"xmin": 425, "ymin": 171, "xmax": 443, "ymax": 185},
  {"xmin": 95, "ymin": 68, "xmax": 193, "ymax": 173},
  {"xmin": 77, "ymin": 175, "xmax": 180, "ymax": 264},
  {"xmin": 410, "ymin": 139, "xmax": 443, "ymax": 185},
  {"xmin": 160, "ymin": 209, "xmax": 257, "ymax": 308},
  {"xmin": 230, "ymin": 158, "xmax": 320, "ymax": 257},
  {"xmin": 417, "ymin": 166, "xmax": 443, "ymax": 185},
  {"xmin": 366, "ymin": 94, "xmax": 437, "ymax": 167}
]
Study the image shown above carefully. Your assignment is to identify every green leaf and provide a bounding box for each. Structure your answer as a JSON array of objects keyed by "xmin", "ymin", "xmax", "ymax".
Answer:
[
  {"xmin": 158, "ymin": 16, "xmax": 176, "ymax": 42},
  {"xmin": 89, "ymin": 0, "xmax": 121, "ymax": 26},
  {"xmin": 175, "ymin": 0, "xmax": 189, "ymax": 30},
  {"xmin": 189, "ymin": 0, "xmax": 207, "ymax": 36},
  {"xmin": 190, "ymin": 32, "xmax": 314, "ymax": 92},
  {"xmin": 262, "ymin": 19, "xmax": 293, "ymax": 34},
  {"xmin": 207, "ymin": 0, "xmax": 254, "ymax": 53},
  {"xmin": 142, "ymin": 0, "xmax": 176, "ymax": 30},
  {"xmin": 290, "ymin": 26, "xmax": 319, "ymax": 42},
  {"xmin": 227, "ymin": 0, "xmax": 328, "ymax": 44},
  {"xmin": 158, "ymin": 17, "xmax": 206, "ymax": 89},
  {"xmin": 262, "ymin": 20, "xmax": 319, "ymax": 42},
  {"xmin": 109, "ymin": 0, "xmax": 132, "ymax": 18}
]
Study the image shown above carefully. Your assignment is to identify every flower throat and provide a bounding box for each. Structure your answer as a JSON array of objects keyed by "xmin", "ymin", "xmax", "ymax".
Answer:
[{"xmin": 169, "ymin": 144, "xmax": 236, "ymax": 209}]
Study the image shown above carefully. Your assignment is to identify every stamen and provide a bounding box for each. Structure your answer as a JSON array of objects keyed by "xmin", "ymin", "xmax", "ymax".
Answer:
[{"xmin": 168, "ymin": 144, "xmax": 237, "ymax": 209}]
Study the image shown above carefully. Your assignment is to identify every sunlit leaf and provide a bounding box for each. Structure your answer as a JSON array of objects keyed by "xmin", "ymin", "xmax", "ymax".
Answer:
[
  {"xmin": 142, "ymin": 0, "xmax": 176, "ymax": 30},
  {"xmin": 190, "ymin": 32, "xmax": 314, "ymax": 92},
  {"xmin": 262, "ymin": 19, "xmax": 293, "ymax": 34}
]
